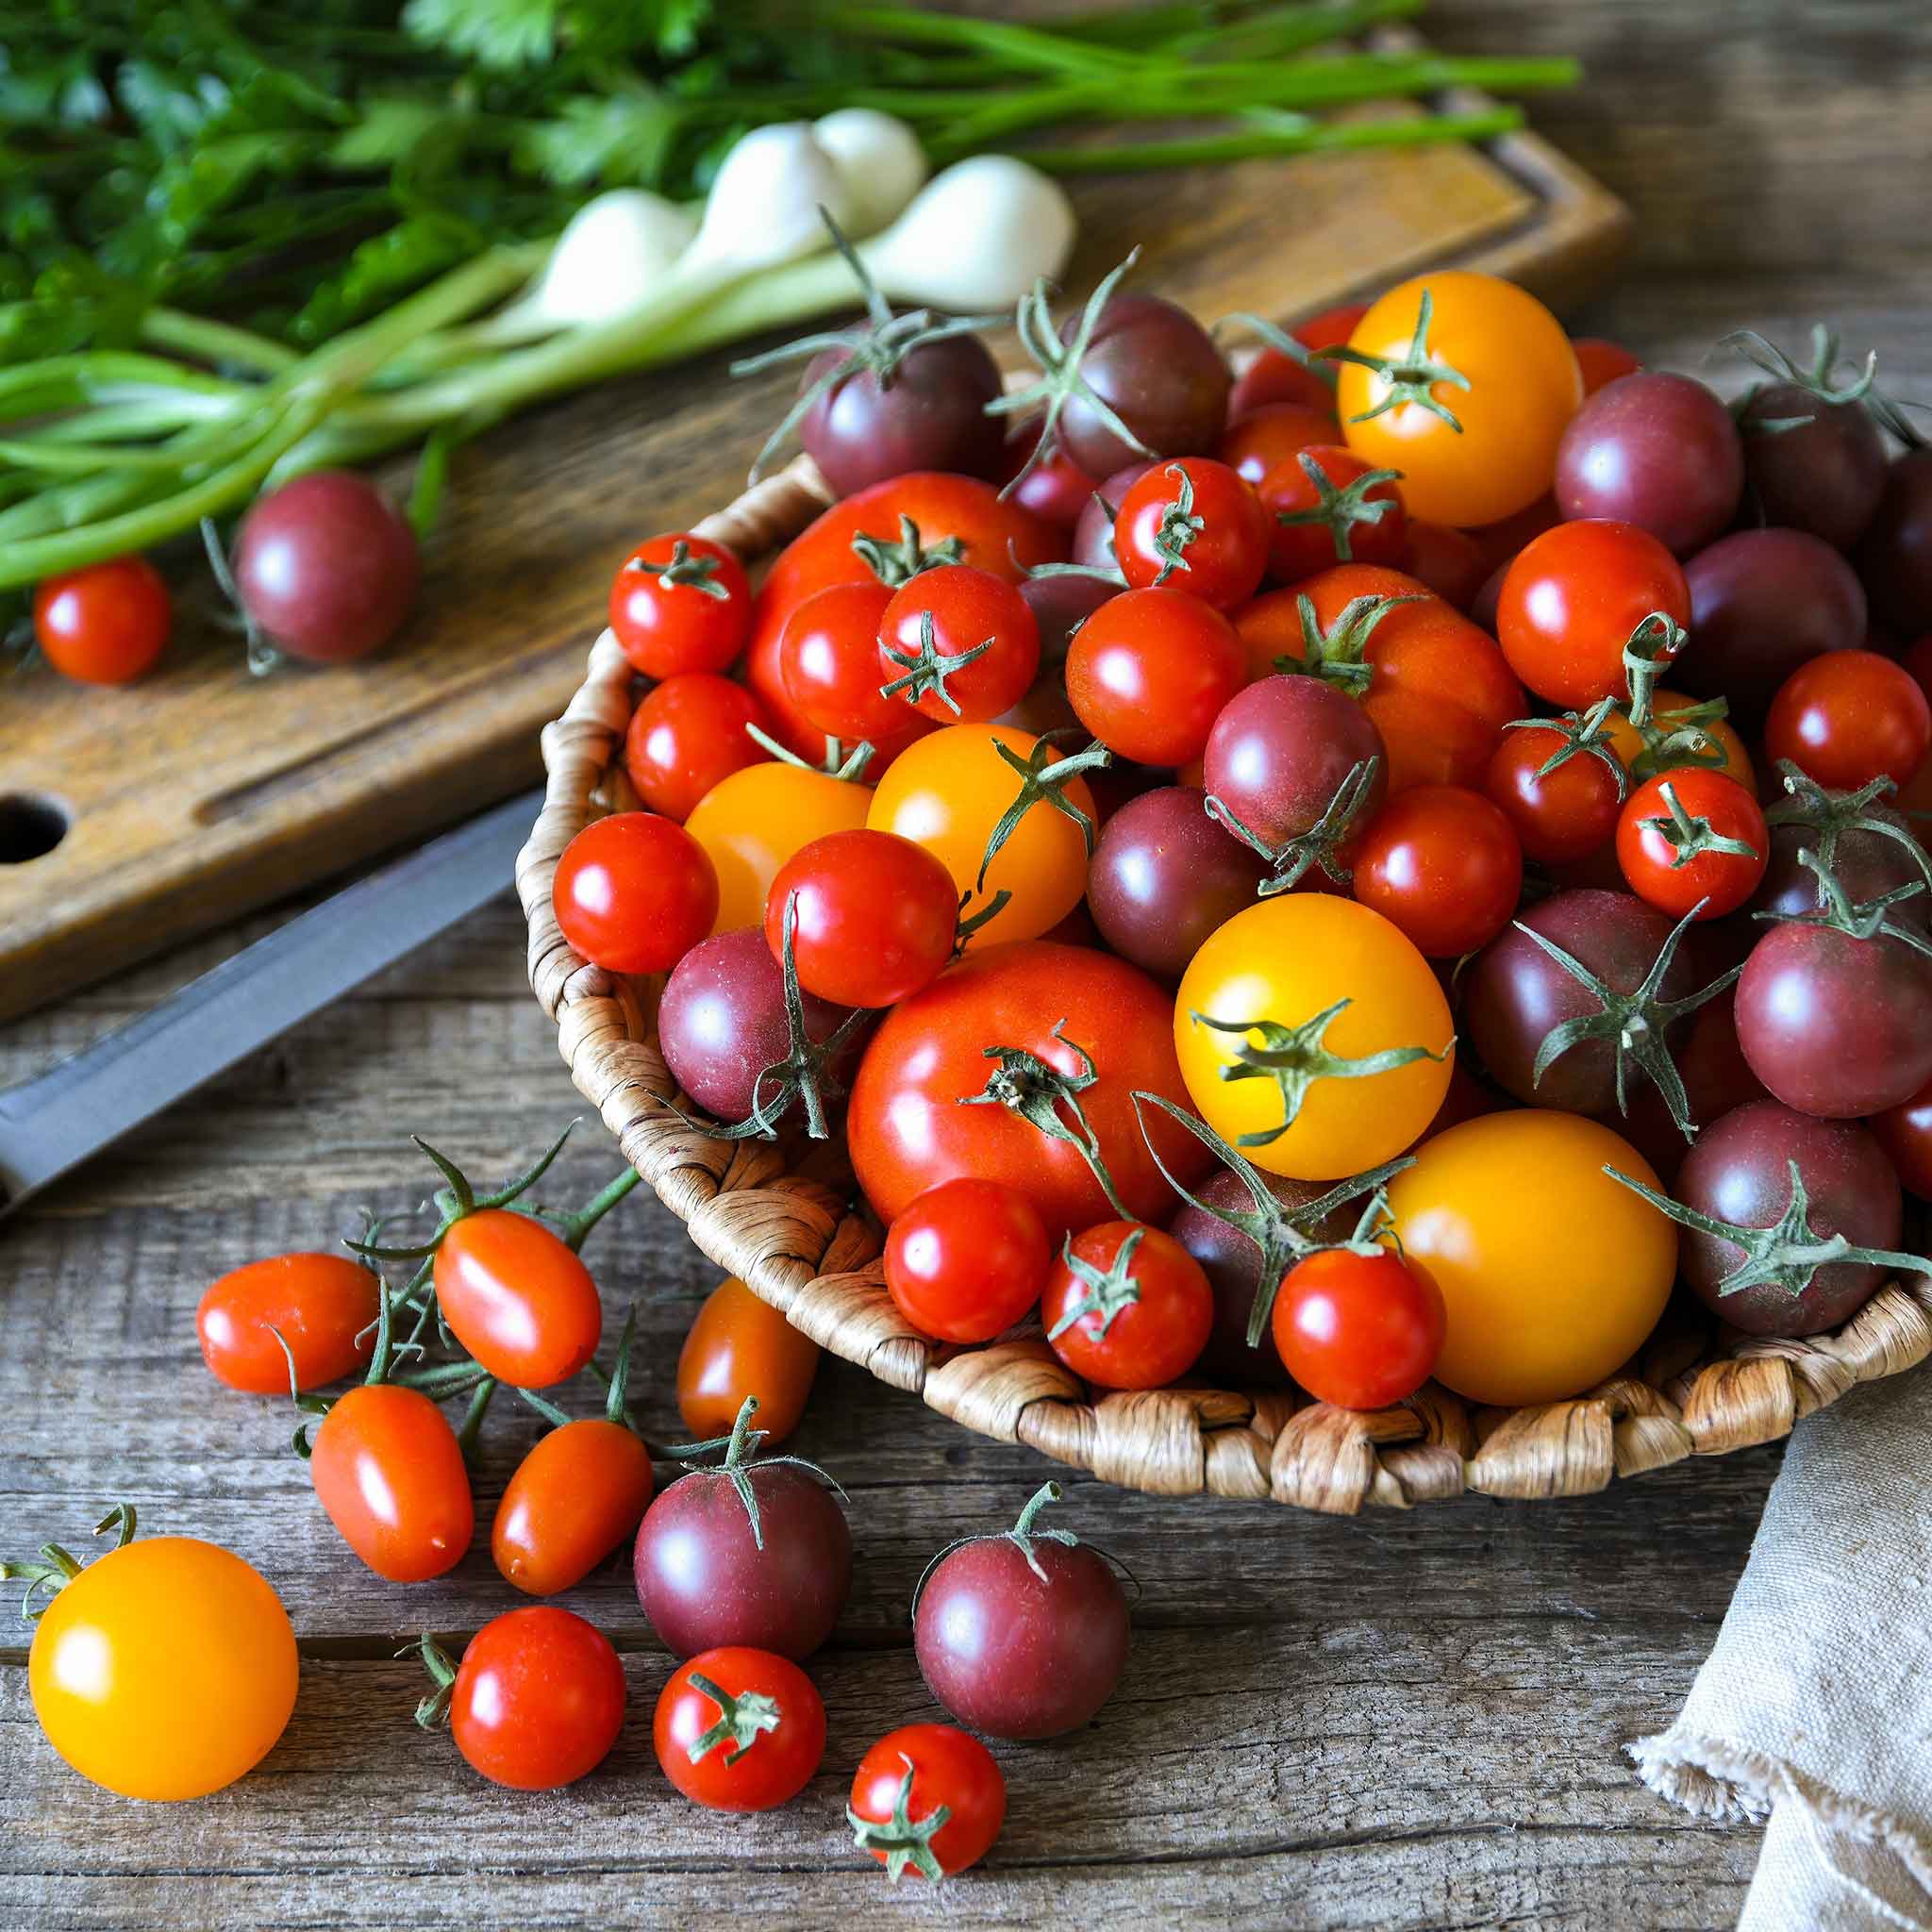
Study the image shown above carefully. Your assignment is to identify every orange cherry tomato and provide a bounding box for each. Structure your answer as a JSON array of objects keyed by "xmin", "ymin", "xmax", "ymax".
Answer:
[
  {"xmin": 197, "ymin": 1252, "xmax": 379, "ymax": 1394},
  {"xmin": 685, "ymin": 762, "xmax": 872, "ymax": 936},
  {"xmin": 493, "ymin": 1418, "xmax": 655, "ymax": 1596},
  {"xmin": 676, "ymin": 1277, "xmax": 822, "ymax": 1445},
  {"xmin": 309, "ymin": 1384, "xmax": 474, "ymax": 1582},
  {"xmin": 433, "ymin": 1208, "xmax": 602, "ymax": 1390},
  {"xmin": 1600, "ymin": 688, "xmax": 1757, "ymax": 794}
]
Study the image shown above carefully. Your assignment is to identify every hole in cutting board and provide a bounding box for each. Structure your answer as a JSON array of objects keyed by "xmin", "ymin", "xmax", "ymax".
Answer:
[{"xmin": 0, "ymin": 793, "xmax": 70, "ymax": 864}]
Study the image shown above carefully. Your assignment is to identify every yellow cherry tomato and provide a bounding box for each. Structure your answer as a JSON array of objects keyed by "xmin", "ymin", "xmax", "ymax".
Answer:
[
  {"xmin": 867, "ymin": 724, "xmax": 1095, "ymax": 946},
  {"xmin": 1174, "ymin": 894, "xmax": 1454, "ymax": 1182},
  {"xmin": 1600, "ymin": 688, "xmax": 1757, "ymax": 794},
  {"xmin": 22, "ymin": 1519, "xmax": 297, "ymax": 1800},
  {"xmin": 1385, "ymin": 1111, "xmax": 1675, "ymax": 1407},
  {"xmin": 684, "ymin": 761, "xmax": 871, "ymax": 934},
  {"xmin": 1335, "ymin": 272, "xmax": 1582, "ymax": 528}
]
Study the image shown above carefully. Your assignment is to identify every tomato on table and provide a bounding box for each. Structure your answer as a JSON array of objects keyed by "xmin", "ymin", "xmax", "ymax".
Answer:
[
  {"xmin": 1352, "ymin": 784, "xmax": 1524, "ymax": 958},
  {"xmin": 434, "ymin": 1207, "xmax": 603, "ymax": 1388},
  {"xmin": 609, "ymin": 533, "xmax": 751, "ymax": 678},
  {"xmin": 1615, "ymin": 769, "xmax": 1769, "ymax": 921},
  {"xmin": 1113, "ymin": 458, "xmax": 1270, "ymax": 608},
  {"xmin": 877, "ymin": 564, "xmax": 1041, "ymax": 724},
  {"xmin": 33, "ymin": 556, "xmax": 171, "ymax": 685},
  {"xmin": 309, "ymin": 1383, "xmax": 474, "ymax": 1583},
  {"xmin": 552, "ymin": 811, "xmax": 719, "ymax": 974},
  {"xmin": 655, "ymin": 1646, "xmax": 825, "ymax": 1812},
  {"xmin": 847, "ymin": 1724, "xmax": 1006, "ymax": 1883},
  {"xmin": 493, "ymin": 1414, "xmax": 654, "ymax": 1596},
  {"xmin": 1764, "ymin": 648, "xmax": 1932, "ymax": 791},
  {"xmin": 1065, "ymin": 587, "xmax": 1247, "ymax": 767},
  {"xmin": 197, "ymin": 1252, "xmax": 379, "ymax": 1393},
  {"xmin": 685, "ymin": 762, "xmax": 872, "ymax": 936},
  {"xmin": 676, "ymin": 1276, "xmax": 821, "ymax": 1444},
  {"xmin": 1041, "ymin": 1219, "xmax": 1213, "ymax": 1390},
  {"xmin": 625, "ymin": 674, "xmax": 772, "ymax": 821},
  {"xmin": 885, "ymin": 1178, "xmax": 1052, "ymax": 1343},
  {"xmin": 1273, "ymin": 1245, "xmax": 1445, "ymax": 1409}
]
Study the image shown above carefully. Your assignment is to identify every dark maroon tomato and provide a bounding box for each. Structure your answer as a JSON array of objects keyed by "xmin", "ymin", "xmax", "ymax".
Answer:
[
  {"xmin": 1735, "ymin": 920, "xmax": 1932, "ymax": 1118},
  {"xmin": 1464, "ymin": 889, "xmax": 1703, "ymax": 1115},
  {"xmin": 1738, "ymin": 384, "xmax": 1887, "ymax": 551},
  {"xmin": 633, "ymin": 1413, "xmax": 851, "ymax": 1660},
  {"xmin": 1001, "ymin": 574, "xmax": 1110, "ymax": 739},
  {"xmin": 1673, "ymin": 1101, "xmax": 1904, "ymax": 1336},
  {"xmin": 231, "ymin": 471, "xmax": 419, "ymax": 662},
  {"xmin": 657, "ymin": 928, "xmax": 862, "ymax": 1127},
  {"xmin": 1201, "ymin": 675, "xmax": 1388, "ymax": 859},
  {"xmin": 800, "ymin": 334, "xmax": 1006, "ymax": 497},
  {"xmin": 1750, "ymin": 811, "xmax": 1932, "ymax": 941},
  {"xmin": 1072, "ymin": 462, "xmax": 1158, "ymax": 573},
  {"xmin": 1057, "ymin": 292, "xmax": 1232, "ymax": 478},
  {"xmin": 1606, "ymin": 985, "xmax": 1768, "ymax": 1188},
  {"xmin": 1554, "ymin": 373, "xmax": 1744, "ymax": 557},
  {"xmin": 1874, "ymin": 1075, "xmax": 1932, "ymax": 1199},
  {"xmin": 1677, "ymin": 529, "xmax": 1866, "ymax": 719},
  {"xmin": 913, "ymin": 1484, "xmax": 1129, "ymax": 1740},
  {"xmin": 1856, "ymin": 450, "xmax": 1932, "ymax": 637},
  {"xmin": 1087, "ymin": 787, "xmax": 1267, "ymax": 979},
  {"xmin": 998, "ymin": 425, "xmax": 1101, "ymax": 529}
]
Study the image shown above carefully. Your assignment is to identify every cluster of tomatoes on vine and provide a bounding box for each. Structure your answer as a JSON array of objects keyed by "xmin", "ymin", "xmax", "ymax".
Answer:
[{"xmin": 555, "ymin": 250, "xmax": 1932, "ymax": 1419}]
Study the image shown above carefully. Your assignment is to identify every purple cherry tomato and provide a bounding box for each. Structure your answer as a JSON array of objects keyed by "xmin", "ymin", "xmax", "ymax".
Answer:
[
  {"xmin": 1072, "ymin": 462, "xmax": 1159, "ymax": 573},
  {"xmin": 1058, "ymin": 294, "xmax": 1231, "ymax": 479},
  {"xmin": 1739, "ymin": 385, "xmax": 1887, "ymax": 552},
  {"xmin": 1201, "ymin": 675, "xmax": 1387, "ymax": 856},
  {"xmin": 1856, "ymin": 449, "xmax": 1932, "ymax": 637},
  {"xmin": 802, "ymin": 335, "xmax": 1006, "ymax": 497}
]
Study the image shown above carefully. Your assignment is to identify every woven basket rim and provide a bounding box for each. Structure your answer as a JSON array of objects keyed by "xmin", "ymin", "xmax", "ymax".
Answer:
[{"xmin": 514, "ymin": 453, "xmax": 1932, "ymax": 1514}]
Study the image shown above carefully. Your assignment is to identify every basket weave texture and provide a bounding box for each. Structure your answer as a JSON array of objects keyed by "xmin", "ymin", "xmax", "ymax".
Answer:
[{"xmin": 516, "ymin": 457, "xmax": 1932, "ymax": 1513}]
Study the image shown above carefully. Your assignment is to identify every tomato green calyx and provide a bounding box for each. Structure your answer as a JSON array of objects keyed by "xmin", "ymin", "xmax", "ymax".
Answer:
[
  {"xmin": 851, "ymin": 513, "xmax": 967, "ymax": 589},
  {"xmin": 1131, "ymin": 1091, "xmax": 1416, "ymax": 1357},
  {"xmin": 345, "ymin": 1122, "xmax": 581, "ymax": 1264},
  {"xmin": 1145, "ymin": 462, "xmax": 1205, "ymax": 585},
  {"xmin": 625, "ymin": 537, "xmax": 732, "ymax": 602},
  {"xmin": 685, "ymin": 1671, "xmax": 783, "ymax": 1767},
  {"xmin": 847, "ymin": 1754, "xmax": 952, "ymax": 1885},
  {"xmin": 1505, "ymin": 699, "xmax": 1630, "ymax": 797},
  {"xmin": 1206, "ymin": 753, "xmax": 1382, "ymax": 892},
  {"xmin": 1641, "ymin": 779, "xmax": 1760, "ymax": 871},
  {"xmin": 909, "ymin": 1482, "xmax": 1083, "ymax": 1616},
  {"xmin": 1304, "ymin": 1187, "xmax": 1406, "ymax": 1265},
  {"xmin": 1271, "ymin": 450, "xmax": 1404, "ymax": 563},
  {"xmin": 877, "ymin": 608, "xmax": 995, "ymax": 715},
  {"xmin": 1317, "ymin": 288, "xmax": 1471, "ymax": 432},
  {"xmin": 958, "ymin": 1017, "xmax": 1129, "ymax": 1218},
  {"xmin": 1607, "ymin": 1161, "xmax": 1932, "ymax": 1301},
  {"xmin": 1273, "ymin": 592, "xmax": 1426, "ymax": 698},
  {"xmin": 200, "ymin": 514, "xmax": 279, "ymax": 676},
  {"xmin": 952, "ymin": 886, "xmax": 1013, "ymax": 958},
  {"xmin": 1764, "ymin": 765, "xmax": 1932, "ymax": 896},
  {"xmin": 744, "ymin": 722, "xmax": 876, "ymax": 782},
  {"xmin": 991, "ymin": 249, "xmax": 1155, "ymax": 499},
  {"xmin": 976, "ymin": 732, "xmax": 1112, "ymax": 891},
  {"xmin": 1, "ymin": 1505, "xmax": 137, "ymax": 1621},
  {"xmin": 1621, "ymin": 612, "xmax": 1688, "ymax": 729},
  {"xmin": 1048, "ymin": 1226, "xmax": 1145, "ymax": 1341},
  {"xmin": 1516, "ymin": 901, "xmax": 1741, "ymax": 1140},
  {"xmin": 1191, "ymin": 1000, "xmax": 1450, "ymax": 1150},
  {"xmin": 410, "ymin": 1632, "xmax": 459, "ymax": 1729},
  {"xmin": 735, "ymin": 211, "xmax": 1005, "ymax": 485},
  {"xmin": 1218, "ymin": 313, "xmax": 1339, "ymax": 393},
  {"xmin": 664, "ymin": 1395, "xmax": 848, "ymax": 1554},
  {"xmin": 1624, "ymin": 695, "xmax": 1735, "ymax": 787},
  {"xmin": 1720, "ymin": 324, "xmax": 1883, "ymax": 435},
  {"xmin": 1761, "ymin": 850, "xmax": 1932, "ymax": 962}
]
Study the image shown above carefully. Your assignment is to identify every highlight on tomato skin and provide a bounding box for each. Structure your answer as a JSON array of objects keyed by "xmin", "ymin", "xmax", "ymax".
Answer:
[{"xmin": 197, "ymin": 1252, "xmax": 380, "ymax": 1393}]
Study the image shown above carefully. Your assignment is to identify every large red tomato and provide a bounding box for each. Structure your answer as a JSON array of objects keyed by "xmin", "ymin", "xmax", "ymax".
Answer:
[{"xmin": 847, "ymin": 941, "xmax": 1213, "ymax": 1237}]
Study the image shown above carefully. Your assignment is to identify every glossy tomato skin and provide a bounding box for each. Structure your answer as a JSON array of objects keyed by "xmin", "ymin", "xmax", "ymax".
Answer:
[
  {"xmin": 1496, "ymin": 519, "xmax": 1690, "ymax": 709},
  {"xmin": 1485, "ymin": 724, "xmax": 1624, "ymax": 865},
  {"xmin": 448, "ymin": 1607, "xmax": 625, "ymax": 1790},
  {"xmin": 685, "ymin": 763, "xmax": 871, "ymax": 937},
  {"xmin": 1739, "ymin": 381, "xmax": 1886, "ymax": 550},
  {"xmin": 197, "ymin": 1253, "xmax": 378, "ymax": 1393},
  {"xmin": 676, "ymin": 1277, "xmax": 820, "ymax": 1445},
  {"xmin": 609, "ymin": 533, "xmax": 751, "ymax": 678},
  {"xmin": 1765, "ymin": 648, "xmax": 1932, "ymax": 791},
  {"xmin": 553, "ymin": 812, "xmax": 719, "ymax": 974},
  {"xmin": 914, "ymin": 1524, "xmax": 1130, "ymax": 1739},
  {"xmin": 1176, "ymin": 894, "xmax": 1455, "ymax": 1181},
  {"xmin": 1401, "ymin": 520, "xmax": 1489, "ymax": 610},
  {"xmin": 802, "ymin": 333, "xmax": 1005, "ymax": 496},
  {"xmin": 1041, "ymin": 1220, "xmax": 1213, "ymax": 1390},
  {"xmin": 1114, "ymin": 458, "xmax": 1269, "ymax": 608},
  {"xmin": 878, "ymin": 565, "xmax": 1041, "ymax": 724},
  {"xmin": 885, "ymin": 1178, "xmax": 1051, "ymax": 1343},
  {"xmin": 1218, "ymin": 403, "xmax": 1337, "ymax": 489},
  {"xmin": 1874, "ymin": 1075, "xmax": 1932, "ymax": 1200},
  {"xmin": 633, "ymin": 1464, "xmax": 851, "ymax": 1660},
  {"xmin": 1072, "ymin": 461, "xmax": 1158, "ymax": 570},
  {"xmin": 33, "ymin": 556, "xmax": 170, "ymax": 684},
  {"xmin": 1387, "ymin": 1111, "xmax": 1676, "ymax": 1405},
  {"xmin": 1202, "ymin": 674, "xmax": 1387, "ymax": 850},
  {"xmin": 849, "ymin": 1725, "xmax": 1006, "ymax": 1880},
  {"xmin": 625, "ymin": 674, "xmax": 771, "ymax": 821},
  {"xmin": 1065, "ymin": 588, "xmax": 1247, "ymax": 767},
  {"xmin": 493, "ymin": 1419, "xmax": 654, "ymax": 1596},
  {"xmin": 1272, "ymin": 1247, "xmax": 1445, "ymax": 1409},
  {"xmin": 779, "ymin": 579, "xmax": 914, "ymax": 745},
  {"xmin": 997, "ymin": 425, "xmax": 1099, "ymax": 528},
  {"xmin": 28, "ymin": 1537, "xmax": 296, "ymax": 1801},
  {"xmin": 1352, "ymin": 784, "xmax": 1524, "ymax": 958},
  {"xmin": 1057, "ymin": 291, "xmax": 1231, "ymax": 477},
  {"xmin": 655, "ymin": 1646, "xmax": 825, "ymax": 1811},
  {"xmin": 848, "ymin": 941, "xmax": 1212, "ymax": 1237},
  {"xmin": 1675, "ymin": 1101, "xmax": 1903, "ymax": 1337},
  {"xmin": 310, "ymin": 1385, "xmax": 474, "ymax": 1582},
  {"xmin": 1258, "ymin": 445, "xmax": 1408, "ymax": 579},
  {"xmin": 434, "ymin": 1208, "xmax": 602, "ymax": 1389},
  {"xmin": 1615, "ymin": 770, "xmax": 1769, "ymax": 922},
  {"xmin": 1335, "ymin": 273, "xmax": 1581, "ymax": 528}
]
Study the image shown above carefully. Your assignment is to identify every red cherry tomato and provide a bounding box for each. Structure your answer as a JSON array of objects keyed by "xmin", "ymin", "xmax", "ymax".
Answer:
[
  {"xmin": 877, "ymin": 565, "xmax": 1041, "ymax": 724},
  {"xmin": 779, "ymin": 580, "xmax": 904, "ymax": 744},
  {"xmin": 1496, "ymin": 519, "xmax": 1690, "ymax": 708},
  {"xmin": 1573, "ymin": 338, "xmax": 1643, "ymax": 395},
  {"xmin": 624, "ymin": 674, "xmax": 772, "ymax": 821},
  {"xmin": 197, "ymin": 1253, "xmax": 379, "ymax": 1394},
  {"xmin": 1041, "ymin": 1220, "xmax": 1213, "ymax": 1391},
  {"xmin": 763, "ymin": 826, "xmax": 958, "ymax": 1008},
  {"xmin": 1065, "ymin": 587, "xmax": 1247, "ymax": 767},
  {"xmin": 552, "ymin": 811, "xmax": 719, "ymax": 975},
  {"xmin": 654, "ymin": 1646, "xmax": 825, "ymax": 1812},
  {"xmin": 443, "ymin": 1607, "xmax": 625, "ymax": 1790},
  {"xmin": 1217, "ymin": 403, "xmax": 1338, "ymax": 489},
  {"xmin": 433, "ymin": 1208, "xmax": 603, "ymax": 1389},
  {"xmin": 884, "ymin": 1178, "xmax": 1052, "ymax": 1342},
  {"xmin": 997, "ymin": 426, "xmax": 1099, "ymax": 528},
  {"xmin": 1615, "ymin": 769, "xmax": 1770, "ymax": 921},
  {"xmin": 33, "ymin": 557, "xmax": 170, "ymax": 684},
  {"xmin": 1259, "ymin": 445, "xmax": 1408, "ymax": 579},
  {"xmin": 309, "ymin": 1384, "xmax": 473, "ymax": 1582},
  {"xmin": 1113, "ymin": 458, "xmax": 1270, "ymax": 608},
  {"xmin": 1352, "ymin": 784, "xmax": 1524, "ymax": 958},
  {"xmin": 1225, "ymin": 303, "xmax": 1366, "ymax": 420},
  {"xmin": 1272, "ymin": 1246, "xmax": 1445, "ymax": 1409},
  {"xmin": 609, "ymin": 533, "xmax": 751, "ymax": 678},
  {"xmin": 1873, "ymin": 1075, "xmax": 1932, "ymax": 1199},
  {"xmin": 1764, "ymin": 648, "xmax": 1932, "ymax": 791},
  {"xmin": 493, "ymin": 1418, "xmax": 654, "ymax": 1596},
  {"xmin": 1485, "ymin": 724, "xmax": 1625, "ymax": 865},
  {"xmin": 848, "ymin": 1724, "xmax": 1006, "ymax": 1882}
]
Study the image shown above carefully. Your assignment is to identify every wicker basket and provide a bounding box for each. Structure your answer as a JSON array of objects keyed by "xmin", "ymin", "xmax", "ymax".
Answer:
[{"xmin": 516, "ymin": 456, "xmax": 1932, "ymax": 1514}]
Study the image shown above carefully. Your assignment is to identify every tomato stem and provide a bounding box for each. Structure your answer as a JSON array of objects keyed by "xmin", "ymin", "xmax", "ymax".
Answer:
[
  {"xmin": 1217, "ymin": 313, "xmax": 1338, "ymax": 392},
  {"xmin": 1764, "ymin": 764, "xmax": 1932, "ymax": 897},
  {"xmin": 410, "ymin": 1633, "xmax": 458, "ymax": 1729},
  {"xmin": 455, "ymin": 1376, "xmax": 498, "ymax": 1459},
  {"xmin": 1506, "ymin": 697, "xmax": 1630, "ymax": 797},
  {"xmin": 1641, "ymin": 780, "xmax": 1759, "ymax": 871},
  {"xmin": 1273, "ymin": 591, "xmax": 1424, "ymax": 697},
  {"xmin": 849, "ymin": 512, "xmax": 967, "ymax": 588},
  {"xmin": 685, "ymin": 1671, "xmax": 784, "ymax": 1766},
  {"xmin": 975, "ymin": 731, "xmax": 1112, "ymax": 891},
  {"xmin": 664, "ymin": 1394, "xmax": 849, "ymax": 1554},
  {"xmin": 846, "ymin": 1755, "xmax": 952, "ymax": 1885},
  {"xmin": 622, "ymin": 537, "xmax": 732, "ymax": 601},
  {"xmin": 1620, "ymin": 612, "xmax": 1689, "ymax": 730},
  {"xmin": 877, "ymin": 607, "xmax": 995, "ymax": 715},
  {"xmin": 1144, "ymin": 461, "xmax": 1204, "ymax": 586},
  {"xmin": 1769, "ymin": 851, "xmax": 1932, "ymax": 960},
  {"xmin": 743, "ymin": 723, "xmax": 877, "ymax": 782},
  {"xmin": 1271, "ymin": 450, "xmax": 1403, "ymax": 563},
  {"xmin": 1316, "ymin": 285, "xmax": 1470, "ymax": 433},
  {"xmin": 0, "ymin": 1506, "xmax": 136, "ymax": 1620},
  {"xmin": 1205, "ymin": 753, "xmax": 1382, "ymax": 892},
  {"xmin": 1047, "ymin": 1227, "xmax": 1145, "ymax": 1341}
]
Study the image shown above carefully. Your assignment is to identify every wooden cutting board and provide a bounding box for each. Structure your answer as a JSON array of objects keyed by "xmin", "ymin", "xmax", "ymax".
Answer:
[{"xmin": 0, "ymin": 98, "xmax": 1627, "ymax": 1024}]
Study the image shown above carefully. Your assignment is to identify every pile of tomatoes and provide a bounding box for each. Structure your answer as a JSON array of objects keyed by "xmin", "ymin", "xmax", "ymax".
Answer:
[{"xmin": 557, "ymin": 260, "xmax": 1932, "ymax": 1421}]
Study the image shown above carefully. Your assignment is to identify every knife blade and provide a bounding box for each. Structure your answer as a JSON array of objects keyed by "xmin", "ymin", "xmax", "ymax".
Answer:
[{"xmin": 0, "ymin": 787, "xmax": 544, "ymax": 1221}]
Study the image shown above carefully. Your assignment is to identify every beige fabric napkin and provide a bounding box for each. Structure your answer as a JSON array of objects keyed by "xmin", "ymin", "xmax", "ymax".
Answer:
[{"xmin": 1630, "ymin": 1364, "xmax": 1932, "ymax": 1929}]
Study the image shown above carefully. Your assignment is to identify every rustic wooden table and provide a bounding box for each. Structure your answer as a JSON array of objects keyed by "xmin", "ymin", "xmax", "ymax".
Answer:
[{"xmin": 4, "ymin": 4, "xmax": 1927, "ymax": 1925}]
